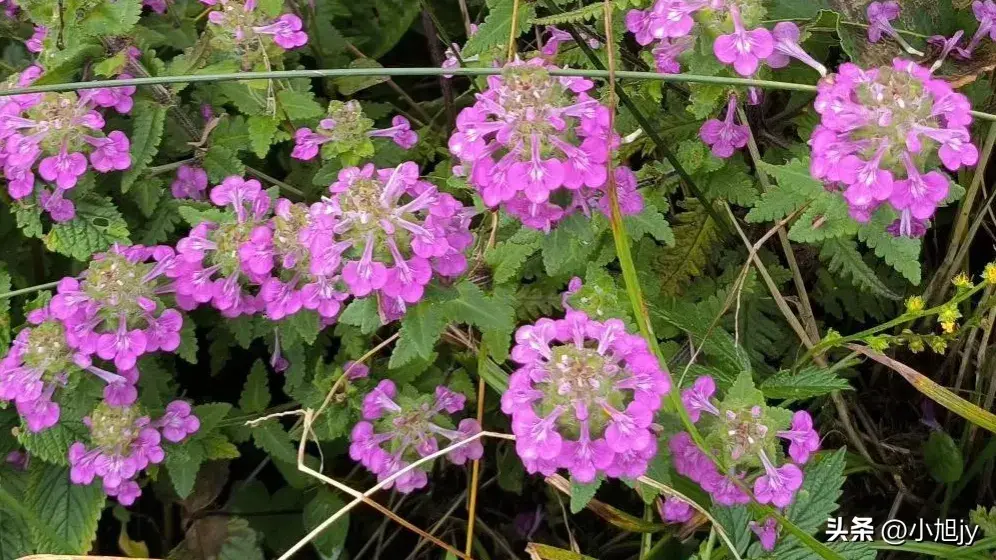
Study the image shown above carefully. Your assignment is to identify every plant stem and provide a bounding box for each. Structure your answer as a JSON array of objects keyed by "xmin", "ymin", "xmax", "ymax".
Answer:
[
  {"xmin": 0, "ymin": 280, "xmax": 60, "ymax": 301},
  {"xmin": 244, "ymin": 166, "xmax": 306, "ymax": 198}
]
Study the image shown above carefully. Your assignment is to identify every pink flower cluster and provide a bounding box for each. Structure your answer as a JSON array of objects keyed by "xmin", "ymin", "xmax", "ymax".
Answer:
[
  {"xmin": 350, "ymin": 381, "xmax": 483, "ymax": 493},
  {"xmin": 624, "ymin": 3, "xmax": 825, "ymax": 78},
  {"xmin": 667, "ymin": 375, "xmax": 822, "ymax": 549},
  {"xmin": 205, "ymin": 0, "xmax": 308, "ymax": 50},
  {"xmin": 51, "ymin": 244, "xmax": 183, "ymax": 370},
  {"xmin": 448, "ymin": 58, "xmax": 643, "ymax": 231},
  {"xmin": 291, "ymin": 102, "xmax": 419, "ymax": 161},
  {"xmin": 69, "ymin": 400, "xmax": 198, "ymax": 505},
  {"xmin": 811, "ymin": 59, "xmax": 976, "ymax": 236},
  {"xmin": 501, "ymin": 310, "xmax": 671, "ymax": 481},
  {"xmin": 0, "ymin": 67, "xmax": 135, "ymax": 222},
  {"xmin": 173, "ymin": 166, "xmax": 472, "ymax": 325}
]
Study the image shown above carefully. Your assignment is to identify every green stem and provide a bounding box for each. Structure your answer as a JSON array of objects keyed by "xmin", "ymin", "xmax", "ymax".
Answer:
[
  {"xmin": 244, "ymin": 166, "xmax": 306, "ymax": 198},
  {"xmin": 0, "ymin": 280, "xmax": 60, "ymax": 301},
  {"xmin": 795, "ymin": 282, "xmax": 989, "ymax": 368}
]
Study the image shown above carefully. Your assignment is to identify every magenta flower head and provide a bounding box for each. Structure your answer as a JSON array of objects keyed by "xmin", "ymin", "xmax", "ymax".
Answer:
[
  {"xmin": 170, "ymin": 176, "xmax": 272, "ymax": 317},
  {"xmin": 502, "ymin": 310, "xmax": 671, "ymax": 482},
  {"xmin": 777, "ymin": 410, "xmax": 820, "ymax": 464},
  {"xmin": 350, "ymin": 381, "xmax": 482, "ymax": 493},
  {"xmin": 309, "ymin": 162, "xmax": 473, "ymax": 321},
  {"xmin": 658, "ymin": 497, "xmax": 694, "ymax": 523},
  {"xmin": 208, "ymin": 0, "xmax": 307, "ymax": 49},
  {"xmin": 699, "ymin": 95, "xmax": 749, "ymax": 158},
  {"xmin": 290, "ymin": 101, "xmax": 417, "ymax": 162},
  {"xmin": 252, "ymin": 14, "xmax": 308, "ymax": 49},
  {"xmin": 26, "ymin": 25, "xmax": 46, "ymax": 53},
  {"xmin": 448, "ymin": 57, "xmax": 639, "ymax": 231},
  {"xmin": 69, "ymin": 402, "xmax": 173, "ymax": 505},
  {"xmin": 51, "ymin": 245, "xmax": 182, "ymax": 371},
  {"xmin": 713, "ymin": 5, "xmax": 773, "ymax": 77},
  {"xmin": 965, "ymin": 1, "xmax": 996, "ymax": 56},
  {"xmin": 0, "ymin": 86, "xmax": 133, "ymax": 222},
  {"xmin": 811, "ymin": 60, "xmax": 974, "ymax": 237},
  {"xmin": 866, "ymin": 1, "xmax": 924, "ymax": 56},
  {"xmin": 154, "ymin": 400, "xmax": 200, "ymax": 443}
]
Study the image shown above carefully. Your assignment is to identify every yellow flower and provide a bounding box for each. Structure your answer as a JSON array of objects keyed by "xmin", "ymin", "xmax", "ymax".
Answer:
[
  {"xmin": 985, "ymin": 263, "xmax": 996, "ymax": 285},
  {"xmin": 952, "ymin": 272, "xmax": 972, "ymax": 289},
  {"xmin": 905, "ymin": 296, "xmax": 925, "ymax": 314},
  {"xmin": 941, "ymin": 321, "xmax": 956, "ymax": 334}
]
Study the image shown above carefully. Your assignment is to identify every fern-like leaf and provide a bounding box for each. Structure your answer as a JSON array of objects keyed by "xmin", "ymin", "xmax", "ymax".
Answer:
[
  {"xmin": 819, "ymin": 238, "xmax": 901, "ymax": 300},
  {"xmin": 653, "ymin": 200, "xmax": 722, "ymax": 296}
]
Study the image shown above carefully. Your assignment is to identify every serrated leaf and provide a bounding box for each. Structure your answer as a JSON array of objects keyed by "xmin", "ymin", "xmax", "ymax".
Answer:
[
  {"xmin": 286, "ymin": 310, "xmax": 321, "ymax": 345},
  {"xmin": 701, "ymin": 166, "xmax": 759, "ymax": 206},
  {"xmin": 711, "ymin": 505, "xmax": 751, "ymax": 557},
  {"xmin": 652, "ymin": 200, "xmax": 721, "ymax": 296},
  {"xmin": 569, "ymin": 477, "xmax": 602, "ymax": 514},
  {"xmin": 486, "ymin": 228, "xmax": 542, "ymax": 284},
  {"xmin": 194, "ymin": 403, "xmax": 233, "ymax": 432},
  {"xmin": 819, "ymin": 238, "xmax": 902, "ymax": 300},
  {"xmin": 760, "ymin": 367, "xmax": 851, "ymax": 399},
  {"xmin": 177, "ymin": 319, "xmax": 198, "ymax": 364},
  {"xmin": 338, "ymin": 298, "xmax": 381, "ymax": 334},
  {"xmin": 277, "ymin": 89, "xmax": 324, "ymax": 120},
  {"xmin": 202, "ymin": 145, "xmax": 246, "ymax": 183},
  {"xmin": 240, "ymin": 361, "xmax": 271, "ymax": 414},
  {"xmin": 722, "ymin": 370, "xmax": 764, "ymax": 409},
  {"xmin": 651, "ymin": 299, "xmax": 750, "ymax": 386},
  {"xmin": 531, "ymin": 3, "xmax": 603, "ymax": 24},
  {"xmin": 247, "ymin": 116, "xmax": 279, "ymax": 158},
  {"xmin": 17, "ymin": 419, "xmax": 88, "ymax": 466},
  {"xmin": 777, "ymin": 448, "xmax": 847, "ymax": 554},
  {"xmin": 74, "ymin": 0, "xmax": 142, "ymax": 38},
  {"xmin": 132, "ymin": 177, "xmax": 164, "ymax": 218},
  {"xmin": 0, "ymin": 501, "xmax": 33, "ymax": 560},
  {"xmin": 303, "ymin": 490, "xmax": 349, "ymax": 559},
  {"xmin": 26, "ymin": 462, "xmax": 105, "ymax": 553},
  {"xmin": 746, "ymin": 159, "xmax": 824, "ymax": 223},
  {"xmin": 210, "ymin": 116, "xmax": 251, "ymax": 152},
  {"xmin": 462, "ymin": 0, "xmax": 536, "ymax": 56},
  {"xmin": 121, "ymin": 100, "xmax": 168, "ymax": 193},
  {"xmin": 858, "ymin": 211, "xmax": 922, "ymax": 284},
  {"xmin": 165, "ymin": 443, "xmax": 205, "ymax": 499},
  {"xmin": 44, "ymin": 196, "xmax": 131, "ymax": 262},
  {"xmin": 251, "ymin": 420, "xmax": 298, "ymax": 464},
  {"xmin": 0, "ymin": 267, "xmax": 10, "ymax": 350},
  {"xmin": 542, "ymin": 214, "xmax": 598, "ymax": 276},
  {"xmin": 14, "ymin": 204, "xmax": 43, "ymax": 239},
  {"xmin": 177, "ymin": 203, "xmax": 231, "ymax": 227},
  {"xmin": 447, "ymin": 281, "xmax": 517, "ymax": 362},
  {"xmin": 788, "ymin": 191, "xmax": 858, "ymax": 243},
  {"xmin": 389, "ymin": 300, "xmax": 449, "ymax": 368},
  {"xmin": 623, "ymin": 204, "xmax": 674, "ymax": 244}
]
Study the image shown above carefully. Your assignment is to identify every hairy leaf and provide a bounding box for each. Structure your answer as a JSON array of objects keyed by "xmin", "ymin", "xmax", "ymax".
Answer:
[{"xmin": 121, "ymin": 100, "xmax": 168, "ymax": 193}]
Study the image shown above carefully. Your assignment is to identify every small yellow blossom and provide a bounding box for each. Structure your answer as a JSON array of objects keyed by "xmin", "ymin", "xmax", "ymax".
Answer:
[
  {"xmin": 941, "ymin": 321, "xmax": 957, "ymax": 334},
  {"xmin": 985, "ymin": 263, "xmax": 996, "ymax": 285},
  {"xmin": 908, "ymin": 337, "xmax": 925, "ymax": 353},
  {"xmin": 952, "ymin": 272, "xmax": 972, "ymax": 289},
  {"xmin": 905, "ymin": 296, "xmax": 925, "ymax": 314}
]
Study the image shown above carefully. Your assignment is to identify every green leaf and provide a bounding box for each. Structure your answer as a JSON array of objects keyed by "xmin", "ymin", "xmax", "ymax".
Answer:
[
  {"xmin": 251, "ymin": 420, "xmax": 298, "ymax": 465},
  {"xmin": 202, "ymin": 145, "xmax": 246, "ymax": 183},
  {"xmin": 722, "ymin": 370, "xmax": 764, "ymax": 409},
  {"xmin": 760, "ymin": 367, "xmax": 852, "ymax": 400},
  {"xmin": 389, "ymin": 300, "xmax": 449, "ymax": 368},
  {"xmin": 132, "ymin": 177, "xmax": 164, "ymax": 218},
  {"xmin": 711, "ymin": 505, "xmax": 751, "ymax": 557},
  {"xmin": 819, "ymin": 238, "xmax": 902, "ymax": 300},
  {"xmin": 44, "ymin": 196, "xmax": 130, "ymax": 262},
  {"xmin": 240, "ymin": 361, "xmax": 272, "ymax": 414},
  {"xmin": 14, "ymin": 204, "xmax": 43, "ymax": 239},
  {"xmin": 623, "ymin": 204, "xmax": 675, "ymax": 244},
  {"xmin": 74, "ymin": 0, "xmax": 142, "ymax": 37},
  {"xmin": 0, "ymin": 267, "xmax": 10, "ymax": 350},
  {"xmin": 651, "ymin": 299, "xmax": 751, "ymax": 386},
  {"xmin": 569, "ymin": 477, "xmax": 602, "ymax": 514},
  {"xmin": 177, "ymin": 319, "xmax": 198, "ymax": 364},
  {"xmin": 256, "ymin": 0, "xmax": 284, "ymax": 16},
  {"xmin": 462, "ymin": 0, "xmax": 536, "ymax": 56},
  {"xmin": 858, "ymin": 211, "xmax": 922, "ymax": 285},
  {"xmin": 531, "ymin": 3, "xmax": 604, "ymax": 25},
  {"xmin": 26, "ymin": 462, "xmax": 105, "ymax": 553},
  {"xmin": 788, "ymin": 191, "xmax": 859, "ymax": 243},
  {"xmin": 338, "ymin": 298, "xmax": 381, "ymax": 335},
  {"xmin": 195, "ymin": 403, "xmax": 233, "ymax": 432},
  {"xmin": 201, "ymin": 433, "xmax": 241, "ymax": 460},
  {"xmin": 541, "ymin": 213, "xmax": 599, "ymax": 276},
  {"xmin": 177, "ymin": 203, "xmax": 231, "ymax": 227},
  {"xmin": 286, "ymin": 310, "xmax": 321, "ymax": 346},
  {"xmin": 650, "ymin": 200, "xmax": 722, "ymax": 296},
  {"xmin": 486, "ymin": 228, "xmax": 542, "ymax": 284},
  {"xmin": 746, "ymin": 159, "xmax": 824, "ymax": 223},
  {"xmin": 303, "ymin": 490, "xmax": 349, "ymax": 559},
  {"xmin": 18, "ymin": 419, "xmax": 88, "ymax": 466},
  {"xmin": 0, "ymin": 500, "xmax": 33, "ymax": 560},
  {"xmin": 211, "ymin": 116, "xmax": 252, "ymax": 152},
  {"xmin": 765, "ymin": 0, "xmax": 833, "ymax": 19},
  {"xmin": 121, "ymin": 100, "xmax": 168, "ymax": 193},
  {"xmin": 165, "ymin": 443, "xmax": 206, "ymax": 500},
  {"xmin": 776, "ymin": 449, "xmax": 847, "ymax": 556},
  {"xmin": 247, "ymin": 116, "xmax": 279, "ymax": 159},
  {"xmin": 334, "ymin": 59, "xmax": 391, "ymax": 96},
  {"xmin": 701, "ymin": 166, "xmax": 759, "ymax": 206},
  {"xmin": 277, "ymin": 89, "xmax": 324, "ymax": 121},
  {"xmin": 923, "ymin": 430, "xmax": 964, "ymax": 483},
  {"xmin": 446, "ymin": 281, "xmax": 517, "ymax": 361}
]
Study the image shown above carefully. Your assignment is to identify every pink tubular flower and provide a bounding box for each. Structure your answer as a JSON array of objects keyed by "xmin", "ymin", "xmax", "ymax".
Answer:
[
  {"xmin": 252, "ymin": 14, "xmax": 308, "ymax": 49},
  {"xmin": 753, "ymin": 450, "xmax": 804, "ymax": 507},
  {"xmin": 811, "ymin": 60, "xmax": 973, "ymax": 235},
  {"xmin": 26, "ymin": 25, "xmax": 46, "ymax": 53},
  {"xmin": 777, "ymin": 411, "xmax": 820, "ymax": 464},
  {"xmin": 154, "ymin": 400, "xmax": 201, "ymax": 442},
  {"xmin": 751, "ymin": 518, "xmax": 779, "ymax": 551},
  {"xmin": 965, "ymin": 1, "xmax": 996, "ymax": 56},
  {"xmin": 366, "ymin": 115, "xmax": 419, "ymax": 149},
  {"xmin": 171, "ymin": 165, "xmax": 208, "ymax": 200},
  {"xmin": 766, "ymin": 22, "xmax": 827, "ymax": 76},
  {"xmin": 503, "ymin": 309, "xmax": 671, "ymax": 482},
  {"xmin": 681, "ymin": 376, "xmax": 719, "ymax": 422},
  {"xmin": 659, "ymin": 497, "xmax": 694, "ymax": 523},
  {"xmin": 349, "ymin": 382, "xmax": 480, "ymax": 493},
  {"xmin": 448, "ymin": 57, "xmax": 638, "ymax": 231},
  {"xmin": 86, "ymin": 131, "xmax": 132, "ymax": 172},
  {"xmin": 652, "ymin": 36, "xmax": 694, "ymax": 74},
  {"xmin": 699, "ymin": 95, "xmax": 749, "ymax": 158},
  {"xmin": 866, "ymin": 1, "xmax": 923, "ymax": 55},
  {"xmin": 38, "ymin": 149, "xmax": 87, "ymax": 190},
  {"xmin": 713, "ymin": 5, "xmax": 773, "ymax": 77}
]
